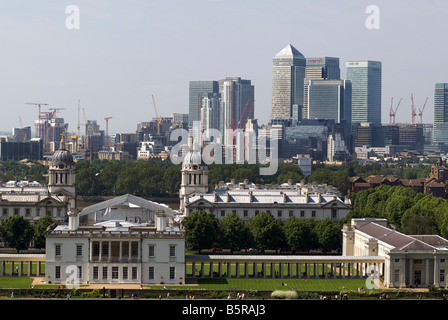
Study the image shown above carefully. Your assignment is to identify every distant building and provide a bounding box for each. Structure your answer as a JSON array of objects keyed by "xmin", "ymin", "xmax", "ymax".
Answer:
[
  {"xmin": 346, "ymin": 61, "xmax": 382, "ymax": 125},
  {"xmin": 189, "ymin": 81, "xmax": 219, "ymax": 128},
  {"xmin": 0, "ymin": 137, "xmax": 43, "ymax": 161},
  {"xmin": 271, "ymin": 44, "xmax": 306, "ymax": 125},
  {"xmin": 434, "ymin": 83, "xmax": 448, "ymax": 147}
]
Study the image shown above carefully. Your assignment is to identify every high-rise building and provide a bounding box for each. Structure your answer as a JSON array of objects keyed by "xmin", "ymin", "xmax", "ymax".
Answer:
[
  {"xmin": 346, "ymin": 61, "xmax": 382, "ymax": 125},
  {"xmin": 188, "ymin": 81, "xmax": 219, "ymax": 128},
  {"xmin": 219, "ymin": 77, "xmax": 254, "ymax": 146},
  {"xmin": 303, "ymin": 57, "xmax": 340, "ymax": 119},
  {"xmin": 307, "ymin": 79, "xmax": 351, "ymax": 125},
  {"xmin": 271, "ymin": 44, "xmax": 306, "ymax": 125},
  {"xmin": 434, "ymin": 83, "xmax": 448, "ymax": 146}
]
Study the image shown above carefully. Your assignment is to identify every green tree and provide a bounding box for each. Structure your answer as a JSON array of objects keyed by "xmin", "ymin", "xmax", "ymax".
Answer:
[
  {"xmin": 314, "ymin": 218, "xmax": 341, "ymax": 252},
  {"xmin": 283, "ymin": 217, "xmax": 317, "ymax": 251},
  {"xmin": 219, "ymin": 213, "xmax": 250, "ymax": 253},
  {"xmin": 0, "ymin": 215, "xmax": 34, "ymax": 253},
  {"xmin": 33, "ymin": 216, "xmax": 56, "ymax": 249},
  {"xmin": 182, "ymin": 210, "xmax": 220, "ymax": 253},
  {"xmin": 246, "ymin": 212, "xmax": 285, "ymax": 252}
]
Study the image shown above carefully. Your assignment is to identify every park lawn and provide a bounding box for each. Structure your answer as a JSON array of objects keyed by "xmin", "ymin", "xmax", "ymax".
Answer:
[{"xmin": 0, "ymin": 277, "xmax": 34, "ymax": 289}]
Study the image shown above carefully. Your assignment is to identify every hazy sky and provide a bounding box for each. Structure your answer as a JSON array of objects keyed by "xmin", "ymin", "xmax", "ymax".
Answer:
[{"xmin": 0, "ymin": 0, "xmax": 447, "ymax": 135}]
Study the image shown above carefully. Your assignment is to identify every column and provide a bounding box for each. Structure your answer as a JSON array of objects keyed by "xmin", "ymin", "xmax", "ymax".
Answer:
[
  {"xmin": 325, "ymin": 263, "xmax": 328, "ymax": 279},
  {"xmin": 218, "ymin": 262, "xmax": 222, "ymax": 278},
  {"xmin": 245, "ymin": 263, "xmax": 249, "ymax": 278},
  {"xmin": 236, "ymin": 262, "xmax": 240, "ymax": 278},
  {"xmin": 227, "ymin": 262, "xmax": 231, "ymax": 278},
  {"xmin": 401, "ymin": 259, "xmax": 406, "ymax": 288},
  {"xmin": 119, "ymin": 241, "xmax": 123, "ymax": 262},
  {"xmin": 409, "ymin": 259, "xmax": 413, "ymax": 286},
  {"xmin": 99, "ymin": 241, "xmax": 103, "ymax": 262},
  {"xmin": 262, "ymin": 263, "xmax": 266, "ymax": 279},
  {"xmin": 253, "ymin": 263, "xmax": 257, "ymax": 278},
  {"xmin": 27, "ymin": 261, "xmax": 32, "ymax": 277},
  {"xmin": 89, "ymin": 241, "xmax": 93, "ymax": 262},
  {"xmin": 333, "ymin": 263, "xmax": 336, "ymax": 278},
  {"xmin": 298, "ymin": 264, "xmax": 302, "ymax": 278},
  {"xmin": 271, "ymin": 263, "xmax": 275, "ymax": 278},
  {"xmin": 434, "ymin": 255, "xmax": 439, "ymax": 287},
  {"xmin": 192, "ymin": 262, "xmax": 196, "ymax": 278},
  {"xmin": 425, "ymin": 259, "xmax": 429, "ymax": 287},
  {"xmin": 200, "ymin": 262, "xmax": 204, "ymax": 278}
]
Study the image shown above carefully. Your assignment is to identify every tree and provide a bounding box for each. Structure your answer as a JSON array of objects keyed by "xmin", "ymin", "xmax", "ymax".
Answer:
[
  {"xmin": 283, "ymin": 217, "xmax": 317, "ymax": 251},
  {"xmin": 34, "ymin": 216, "xmax": 56, "ymax": 249},
  {"xmin": 0, "ymin": 215, "xmax": 34, "ymax": 253},
  {"xmin": 314, "ymin": 218, "xmax": 341, "ymax": 252},
  {"xmin": 219, "ymin": 213, "xmax": 250, "ymax": 253},
  {"xmin": 246, "ymin": 212, "xmax": 285, "ymax": 252},
  {"xmin": 182, "ymin": 210, "xmax": 220, "ymax": 253}
]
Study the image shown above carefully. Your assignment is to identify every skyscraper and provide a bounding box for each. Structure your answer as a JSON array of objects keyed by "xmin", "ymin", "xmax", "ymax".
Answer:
[
  {"xmin": 307, "ymin": 79, "xmax": 352, "ymax": 125},
  {"xmin": 219, "ymin": 77, "xmax": 255, "ymax": 146},
  {"xmin": 434, "ymin": 83, "xmax": 448, "ymax": 146},
  {"xmin": 188, "ymin": 81, "xmax": 219, "ymax": 128},
  {"xmin": 346, "ymin": 61, "xmax": 382, "ymax": 125},
  {"xmin": 271, "ymin": 44, "xmax": 306, "ymax": 125},
  {"xmin": 303, "ymin": 57, "xmax": 340, "ymax": 120}
]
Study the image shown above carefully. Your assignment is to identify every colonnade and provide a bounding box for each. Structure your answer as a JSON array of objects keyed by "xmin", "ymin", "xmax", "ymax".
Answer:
[
  {"xmin": 0, "ymin": 254, "xmax": 46, "ymax": 277},
  {"xmin": 186, "ymin": 256, "xmax": 385, "ymax": 279}
]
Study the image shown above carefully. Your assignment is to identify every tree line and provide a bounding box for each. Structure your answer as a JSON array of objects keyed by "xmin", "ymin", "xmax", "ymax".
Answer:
[
  {"xmin": 346, "ymin": 184, "xmax": 448, "ymax": 238},
  {"xmin": 0, "ymin": 215, "xmax": 55, "ymax": 253},
  {"xmin": 181, "ymin": 211, "xmax": 342, "ymax": 254}
]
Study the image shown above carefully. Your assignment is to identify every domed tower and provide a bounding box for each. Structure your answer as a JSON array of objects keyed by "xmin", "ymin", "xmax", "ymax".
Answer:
[
  {"xmin": 48, "ymin": 136, "xmax": 76, "ymax": 209},
  {"xmin": 179, "ymin": 138, "xmax": 208, "ymax": 213}
]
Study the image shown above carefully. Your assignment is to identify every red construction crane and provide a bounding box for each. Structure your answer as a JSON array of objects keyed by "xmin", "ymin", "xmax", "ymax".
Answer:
[
  {"xmin": 418, "ymin": 97, "xmax": 429, "ymax": 124},
  {"xmin": 104, "ymin": 116, "xmax": 112, "ymax": 150},
  {"xmin": 411, "ymin": 94, "xmax": 417, "ymax": 124},
  {"xmin": 389, "ymin": 97, "xmax": 402, "ymax": 124}
]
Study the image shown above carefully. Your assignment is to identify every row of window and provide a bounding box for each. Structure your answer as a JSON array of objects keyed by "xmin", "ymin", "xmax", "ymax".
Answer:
[
  {"xmin": 55, "ymin": 243, "xmax": 177, "ymax": 258},
  {"xmin": 54, "ymin": 265, "xmax": 177, "ymax": 280},
  {"xmin": 393, "ymin": 269, "xmax": 446, "ymax": 283},
  {"xmin": 1, "ymin": 207, "xmax": 65, "ymax": 217},
  {"xmin": 216, "ymin": 209, "xmax": 338, "ymax": 219}
]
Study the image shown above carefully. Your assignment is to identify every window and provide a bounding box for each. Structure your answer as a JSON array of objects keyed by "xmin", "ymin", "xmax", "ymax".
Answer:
[
  {"xmin": 2, "ymin": 208, "xmax": 7, "ymax": 216},
  {"xmin": 93, "ymin": 243, "xmax": 100, "ymax": 257},
  {"xmin": 123, "ymin": 267, "xmax": 128, "ymax": 280},
  {"xmin": 14, "ymin": 208, "xmax": 19, "ymax": 215},
  {"xmin": 93, "ymin": 267, "xmax": 99, "ymax": 279},
  {"xmin": 243, "ymin": 210, "xmax": 248, "ymax": 217},
  {"xmin": 395, "ymin": 259, "xmax": 400, "ymax": 263},
  {"xmin": 112, "ymin": 267, "xmax": 119, "ymax": 279},
  {"xmin": 78, "ymin": 266, "xmax": 82, "ymax": 280},
  {"xmin": 25, "ymin": 208, "xmax": 31, "ymax": 216},
  {"xmin": 289, "ymin": 210, "xmax": 293, "ymax": 217},
  {"xmin": 76, "ymin": 245, "xmax": 83, "ymax": 256},
  {"xmin": 170, "ymin": 245, "xmax": 176, "ymax": 257},
  {"xmin": 394, "ymin": 269, "xmax": 400, "ymax": 282},
  {"xmin": 311, "ymin": 211, "xmax": 316, "ymax": 218},
  {"xmin": 102, "ymin": 242, "xmax": 109, "ymax": 257},
  {"xmin": 132, "ymin": 267, "xmax": 138, "ymax": 280},
  {"xmin": 255, "ymin": 210, "xmax": 259, "ymax": 216},
  {"xmin": 149, "ymin": 266, "xmax": 154, "ymax": 280},
  {"xmin": 277, "ymin": 210, "xmax": 282, "ymax": 218},
  {"xmin": 55, "ymin": 266, "xmax": 61, "ymax": 279},
  {"xmin": 148, "ymin": 245, "xmax": 155, "ymax": 257},
  {"xmin": 300, "ymin": 210, "xmax": 305, "ymax": 218},
  {"xmin": 441, "ymin": 270, "xmax": 446, "ymax": 282},
  {"xmin": 170, "ymin": 266, "xmax": 175, "ymax": 280},
  {"xmin": 414, "ymin": 260, "xmax": 422, "ymax": 264},
  {"xmin": 55, "ymin": 244, "xmax": 61, "ymax": 256},
  {"xmin": 102, "ymin": 267, "xmax": 108, "ymax": 280},
  {"xmin": 221, "ymin": 210, "xmax": 225, "ymax": 217}
]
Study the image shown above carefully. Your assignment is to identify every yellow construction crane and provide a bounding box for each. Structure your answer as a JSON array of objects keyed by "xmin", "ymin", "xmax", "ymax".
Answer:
[{"xmin": 152, "ymin": 94, "xmax": 162, "ymax": 135}]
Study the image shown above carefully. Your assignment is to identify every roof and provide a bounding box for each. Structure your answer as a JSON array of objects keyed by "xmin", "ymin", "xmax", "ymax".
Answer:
[
  {"xmin": 274, "ymin": 44, "xmax": 304, "ymax": 58},
  {"xmin": 357, "ymin": 222, "xmax": 448, "ymax": 252},
  {"xmin": 79, "ymin": 194, "xmax": 178, "ymax": 218}
]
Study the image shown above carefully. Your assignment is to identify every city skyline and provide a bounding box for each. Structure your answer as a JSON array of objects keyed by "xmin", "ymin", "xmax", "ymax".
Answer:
[{"xmin": 0, "ymin": 1, "xmax": 447, "ymax": 134}]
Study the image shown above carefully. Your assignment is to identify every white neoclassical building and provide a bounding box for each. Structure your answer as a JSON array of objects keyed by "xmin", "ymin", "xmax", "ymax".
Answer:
[
  {"xmin": 45, "ymin": 194, "xmax": 185, "ymax": 285},
  {"xmin": 343, "ymin": 218, "xmax": 448, "ymax": 288},
  {"xmin": 0, "ymin": 137, "xmax": 76, "ymax": 225}
]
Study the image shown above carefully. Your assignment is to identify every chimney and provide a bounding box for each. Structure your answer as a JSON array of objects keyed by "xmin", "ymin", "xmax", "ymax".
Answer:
[
  {"xmin": 156, "ymin": 210, "xmax": 166, "ymax": 232},
  {"xmin": 68, "ymin": 209, "xmax": 80, "ymax": 231}
]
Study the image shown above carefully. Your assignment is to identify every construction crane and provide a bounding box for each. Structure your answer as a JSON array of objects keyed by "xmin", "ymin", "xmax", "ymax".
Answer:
[
  {"xmin": 411, "ymin": 94, "xmax": 417, "ymax": 124},
  {"xmin": 389, "ymin": 97, "xmax": 402, "ymax": 124},
  {"xmin": 25, "ymin": 102, "xmax": 49, "ymax": 138},
  {"xmin": 104, "ymin": 116, "xmax": 112, "ymax": 150},
  {"xmin": 418, "ymin": 97, "xmax": 429, "ymax": 124},
  {"xmin": 151, "ymin": 94, "xmax": 162, "ymax": 135}
]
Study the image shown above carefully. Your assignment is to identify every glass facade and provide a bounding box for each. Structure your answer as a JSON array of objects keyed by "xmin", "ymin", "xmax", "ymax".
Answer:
[
  {"xmin": 271, "ymin": 45, "xmax": 306, "ymax": 123},
  {"xmin": 188, "ymin": 81, "xmax": 219, "ymax": 127},
  {"xmin": 434, "ymin": 83, "xmax": 448, "ymax": 145},
  {"xmin": 346, "ymin": 61, "xmax": 382, "ymax": 125}
]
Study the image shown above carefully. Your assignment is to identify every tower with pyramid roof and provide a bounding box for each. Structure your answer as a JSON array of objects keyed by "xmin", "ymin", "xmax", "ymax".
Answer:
[{"xmin": 271, "ymin": 44, "xmax": 306, "ymax": 125}]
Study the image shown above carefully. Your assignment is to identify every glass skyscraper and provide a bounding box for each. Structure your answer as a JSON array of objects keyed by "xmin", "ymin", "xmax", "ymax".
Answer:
[
  {"xmin": 346, "ymin": 61, "xmax": 382, "ymax": 125},
  {"xmin": 307, "ymin": 79, "xmax": 352, "ymax": 125},
  {"xmin": 271, "ymin": 44, "xmax": 306, "ymax": 125},
  {"xmin": 434, "ymin": 83, "xmax": 448, "ymax": 146},
  {"xmin": 189, "ymin": 81, "xmax": 219, "ymax": 128},
  {"xmin": 303, "ymin": 57, "xmax": 340, "ymax": 120}
]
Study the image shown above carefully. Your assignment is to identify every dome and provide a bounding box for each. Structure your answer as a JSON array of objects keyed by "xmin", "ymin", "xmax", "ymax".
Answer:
[
  {"xmin": 182, "ymin": 139, "xmax": 204, "ymax": 166},
  {"xmin": 50, "ymin": 138, "xmax": 75, "ymax": 166}
]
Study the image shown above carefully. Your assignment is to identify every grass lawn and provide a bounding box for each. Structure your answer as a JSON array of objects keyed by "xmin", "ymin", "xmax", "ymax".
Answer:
[{"xmin": 0, "ymin": 277, "xmax": 34, "ymax": 289}]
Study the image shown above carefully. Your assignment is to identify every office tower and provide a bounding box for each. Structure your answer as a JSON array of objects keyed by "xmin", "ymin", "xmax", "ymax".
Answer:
[
  {"xmin": 271, "ymin": 44, "xmax": 306, "ymax": 125},
  {"xmin": 219, "ymin": 77, "xmax": 254, "ymax": 146},
  {"xmin": 346, "ymin": 61, "xmax": 382, "ymax": 125},
  {"xmin": 188, "ymin": 81, "xmax": 219, "ymax": 128},
  {"xmin": 307, "ymin": 79, "xmax": 352, "ymax": 125},
  {"xmin": 303, "ymin": 57, "xmax": 340, "ymax": 119},
  {"xmin": 434, "ymin": 83, "xmax": 448, "ymax": 146},
  {"xmin": 200, "ymin": 93, "xmax": 222, "ymax": 141}
]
